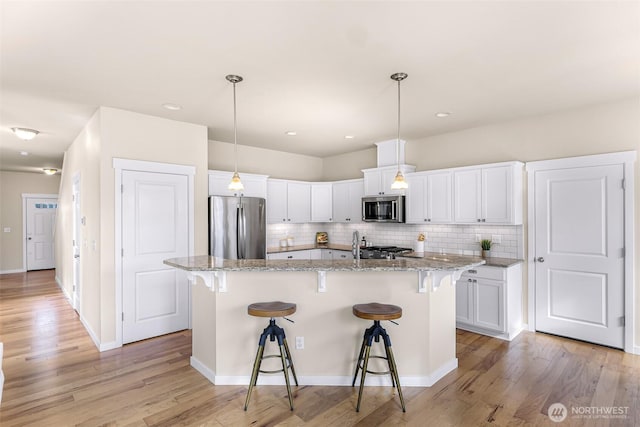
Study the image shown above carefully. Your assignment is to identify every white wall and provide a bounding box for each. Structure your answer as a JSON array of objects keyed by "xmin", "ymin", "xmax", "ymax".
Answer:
[
  {"xmin": 55, "ymin": 107, "xmax": 208, "ymax": 348},
  {"xmin": 0, "ymin": 171, "xmax": 61, "ymax": 273}
]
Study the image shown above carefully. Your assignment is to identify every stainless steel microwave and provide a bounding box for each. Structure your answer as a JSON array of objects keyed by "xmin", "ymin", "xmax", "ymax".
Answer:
[{"xmin": 362, "ymin": 195, "xmax": 405, "ymax": 223}]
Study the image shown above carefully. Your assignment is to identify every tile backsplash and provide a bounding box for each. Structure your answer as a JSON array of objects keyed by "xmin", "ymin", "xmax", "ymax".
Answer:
[{"xmin": 268, "ymin": 222, "xmax": 524, "ymax": 259}]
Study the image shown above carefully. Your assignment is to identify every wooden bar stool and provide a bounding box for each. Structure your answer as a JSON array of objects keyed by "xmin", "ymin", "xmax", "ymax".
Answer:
[
  {"xmin": 351, "ymin": 302, "xmax": 406, "ymax": 412},
  {"xmin": 244, "ymin": 301, "xmax": 298, "ymax": 411}
]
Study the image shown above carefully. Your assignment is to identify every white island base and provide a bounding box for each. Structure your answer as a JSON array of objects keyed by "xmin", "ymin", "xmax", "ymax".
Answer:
[{"xmin": 189, "ymin": 270, "xmax": 458, "ymax": 388}]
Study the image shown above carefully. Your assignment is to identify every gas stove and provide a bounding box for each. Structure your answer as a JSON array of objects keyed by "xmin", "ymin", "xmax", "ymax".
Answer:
[{"xmin": 360, "ymin": 246, "xmax": 413, "ymax": 259}]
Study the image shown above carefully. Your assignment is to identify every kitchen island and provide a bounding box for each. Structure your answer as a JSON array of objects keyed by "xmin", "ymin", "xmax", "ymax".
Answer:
[{"xmin": 164, "ymin": 254, "xmax": 484, "ymax": 388}]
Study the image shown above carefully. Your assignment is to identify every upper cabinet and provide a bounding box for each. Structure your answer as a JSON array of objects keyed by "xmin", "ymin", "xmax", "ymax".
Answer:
[
  {"xmin": 453, "ymin": 162, "xmax": 523, "ymax": 225},
  {"xmin": 208, "ymin": 170, "xmax": 268, "ymax": 198},
  {"xmin": 267, "ymin": 179, "xmax": 311, "ymax": 223},
  {"xmin": 406, "ymin": 170, "xmax": 452, "ymax": 224},
  {"xmin": 311, "ymin": 183, "xmax": 333, "ymax": 222},
  {"xmin": 332, "ymin": 179, "xmax": 364, "ymax": 223},
  {"xmin": 362, "ymin": 165, "xmax": 416, "ymax": 196}
]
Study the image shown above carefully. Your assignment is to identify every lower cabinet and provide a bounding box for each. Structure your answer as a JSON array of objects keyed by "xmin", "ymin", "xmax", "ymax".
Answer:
[
  {"xmin": 267, "ymin": 250, "xmax": 313, "ymax": 260},
  {"xmin": 455, "ymin": 263, "xmax": 523, "ymax": 341},
  {"xmin": 332, "ymin": 250, "xmax": 352, "ymax": 260},
  {"xmin": 268, "ymin": 248, "xmax": 353, "ymax": 261}
]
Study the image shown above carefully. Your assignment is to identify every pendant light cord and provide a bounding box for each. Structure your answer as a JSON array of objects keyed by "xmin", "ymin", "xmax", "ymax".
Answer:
[
  {"xmin": 233, "ymin": 81, "xmax": 238, "ymax": 174},
  {"xmin": 396, "ymin": 77, "xmax": 401, "ymax": 170}
]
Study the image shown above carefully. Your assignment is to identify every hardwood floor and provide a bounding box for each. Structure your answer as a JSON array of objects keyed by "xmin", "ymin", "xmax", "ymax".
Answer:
[{"xmin": 0, "ymin": 270, "xmax": 638, "ymax": 426}]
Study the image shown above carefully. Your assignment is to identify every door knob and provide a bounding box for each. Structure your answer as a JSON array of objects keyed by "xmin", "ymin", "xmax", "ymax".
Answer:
[{"xmin": 537, "ymin": 257, "xmax": 545, "ymax": 263}]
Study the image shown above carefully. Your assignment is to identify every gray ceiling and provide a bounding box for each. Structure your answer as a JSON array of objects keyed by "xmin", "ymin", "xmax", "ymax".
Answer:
[{"xmin": 1, "ymin": 1, "xmax": 639, "ymax": 174}]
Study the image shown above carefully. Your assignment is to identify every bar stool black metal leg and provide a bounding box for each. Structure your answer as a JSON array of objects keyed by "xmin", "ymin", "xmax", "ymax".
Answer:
[
  {"xmin": 244, "ymin": 344, "xmax": 265, "ymax": 410},
  {"xmin": 386, "ymin": 345, "xmax": 405, "ymax": 412},
  {"xmin": 356, "ymin": 345, "xmax": 371, "ymax": 412},
  {"xmin": 352, "ymin": 337, "xmax": 366, "ymax": 387},
  {"xmin": 279, "ymin": 344, "xmax": 294, "ymax": 410},
  {"xmin": 383, "ymin": 344, "xmax": 396, "ymax": 389},
  {"xmin": 282, "ymin": 338, "xmax": 299, "ymax": 386}
]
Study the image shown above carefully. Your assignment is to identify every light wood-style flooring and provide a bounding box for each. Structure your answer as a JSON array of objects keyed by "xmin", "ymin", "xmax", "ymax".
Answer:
[{"xmin": 0, "ymin": 270, "xmax": 638, "ymax": 426}]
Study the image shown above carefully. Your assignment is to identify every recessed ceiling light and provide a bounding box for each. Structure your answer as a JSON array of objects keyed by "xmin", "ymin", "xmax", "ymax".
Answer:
[
  {"xmin": 11, "ymin": 127, "xmax": 40, "ymax": 140},
  {"xmin": 162, "ymin": 103, "xmax": 182, "ymax": 111},
  {"xmin": 285, "ymin": 131, "xmax": 297, "ymax": 136},
  {"xmin": 42, "ymin": 168, "xmax": 57, "ymax": 175},
  {"xmin": 345, "ymin": 135, "xmax": 355, "ymax": 139},
  {"xmin": 20, "ymin": 151, "xmax": 29, "ymax": 156},
  {"xmin": 435, "ymin": 112, "xmax": 451, "ymax": 118}
]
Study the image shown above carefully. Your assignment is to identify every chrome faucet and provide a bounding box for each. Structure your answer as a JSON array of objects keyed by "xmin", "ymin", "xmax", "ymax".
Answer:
[{"xmin": 352, "ymin": 230, "xmax": 360, "ymax": 260}]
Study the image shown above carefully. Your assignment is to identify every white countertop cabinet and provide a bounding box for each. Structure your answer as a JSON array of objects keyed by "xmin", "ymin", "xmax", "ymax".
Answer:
[
  {"xmin": 453, "ymin": 163, "xmax": 523, "ymax": 225},
  {"xmin": 406, "ymin": 170, "xmax": 452, "ymax": 224},
  {"xmin": 455, "ymin": 263, "xmax": 523, "ymax": 341},
  {"xmin": 267, "ymin": 179, "xmax": 311, "ymax": 224},
  {"xmin": 332, "ymin": 179, "xmax": 364, "ymax": 223},
  {"xmin": 311, "ymin": 183, "xmax": 333, "ymax": 222}
]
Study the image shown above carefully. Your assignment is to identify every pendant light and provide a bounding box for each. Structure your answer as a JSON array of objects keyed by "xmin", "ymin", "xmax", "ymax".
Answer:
[
  {"xmin": 226, "ymin": 74, "xmax": 244, "ymax": 192},
  {"xmin": 390, "ymin": 72, "xmax": 408, "ymax": 190}
]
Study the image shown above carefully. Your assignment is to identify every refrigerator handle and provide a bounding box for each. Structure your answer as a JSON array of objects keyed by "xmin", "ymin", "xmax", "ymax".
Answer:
[{"xmin": 238, "ymin": 204, "xmax": 246, "ymax": 259}]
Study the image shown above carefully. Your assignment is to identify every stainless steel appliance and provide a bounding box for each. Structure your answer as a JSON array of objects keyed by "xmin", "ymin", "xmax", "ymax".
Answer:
[
  {"xmin": 362, "ymin": 195, "xmax": 405, "ymax": 223},
  {"xmin": 360, "ymin": 246, "xmax": 412, "ymax": 259},
  {"xmin": 209, "ymin": 196, "xmax": 266, "ymax": 259}
]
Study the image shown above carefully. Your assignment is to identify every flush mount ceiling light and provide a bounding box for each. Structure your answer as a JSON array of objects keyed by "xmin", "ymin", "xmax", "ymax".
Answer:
[
  {"xmin": 162, "ymin": 103, "xmax": 182, "ymax": 111},
  {"xmin": 42, "ymin": 168, "xmax": 57, "ymax": 175},
  {"xmin": 20, "ymin": 151, "xmax": 29, "ymax": 156},
  {"xmin": 390, "ymin": 72, "xmax": 409, "ymax": 190},
  {"xmin": 344, "ymin": 135, "xmax": 355, "ymax": 139},
  {"xmin": 11, "ymin": 127, "xmax": 40, "ymax": 140},
  {"xmin": 435, "ymin": 112, "xmax": 451, "ymax": 118},
  {"xmin": 285, "ymin": 131, "xmax": 297, "ymax": 136},
  {"xmin": 226, "ymin": 74, "xmax": 244, "ymax": 192}
]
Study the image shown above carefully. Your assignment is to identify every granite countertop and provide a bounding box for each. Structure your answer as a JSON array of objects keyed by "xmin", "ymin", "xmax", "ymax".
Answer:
[
  {"xmin": 267, "ymin": 243, "xmax": 353, "ymax": 254},
  {"xmin": 164, "ymin": 253, "xmax": 485, "ymax": 272},
  {"xmin": 399, "ymin": 251, "xmax": 522, "ymax": 268}
]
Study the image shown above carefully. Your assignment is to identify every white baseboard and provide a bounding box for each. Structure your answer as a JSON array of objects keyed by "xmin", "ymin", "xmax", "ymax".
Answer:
[
  {"xmin": 633, "ymin": 345, "xmax": 640, "ymax": 355},
  {"xmin": 191, "ymin": 356, "xmax": 216, "ymax": 384},
  {"xmin": 203, "ymin": 357, "xmax": 459, "ymax": 388},
  {"xmin": 79, "ymin": 315, "xmax": 101, "ymax": 351},
  {"xmin": 0, "ymin": 269, "xmax": 26, "ymax": 275},
  {"xmin": 99, "ymin": 341, "xmax": 121, "ymax": 352}
]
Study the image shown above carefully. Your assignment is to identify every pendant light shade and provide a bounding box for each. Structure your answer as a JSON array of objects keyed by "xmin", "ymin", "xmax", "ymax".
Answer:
[
  {"xmin": 390, "ymin": 72, "xmax": 408, "ymax": 190},
  {"xmin": 226, "ymin": 74, "xmax": 244, "ymax": 192}
]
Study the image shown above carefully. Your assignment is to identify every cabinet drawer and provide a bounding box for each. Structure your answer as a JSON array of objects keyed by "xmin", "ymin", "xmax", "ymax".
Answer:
[{"xmin": 462, "ymin": 265, "xmax": 505, "ymax": 281}]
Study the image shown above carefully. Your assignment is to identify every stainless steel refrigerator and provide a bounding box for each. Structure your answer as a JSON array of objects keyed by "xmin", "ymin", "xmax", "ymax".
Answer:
[{"xmin": 208, "ymin": 196, "xmax": 266, "ymax": 259}]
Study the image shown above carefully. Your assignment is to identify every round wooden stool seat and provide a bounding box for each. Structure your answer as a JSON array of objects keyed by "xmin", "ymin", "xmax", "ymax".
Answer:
[
  {"xmin": 352, "ymin": 303, "xmax": 402, "ymax": 321},
  {"xmin": 248, "ymin": 301, "xmax": 296, "ymax": 318}
]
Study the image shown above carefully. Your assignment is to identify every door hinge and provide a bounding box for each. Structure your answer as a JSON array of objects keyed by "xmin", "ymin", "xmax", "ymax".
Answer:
[
  {"xmin": 121, "ymin": 248, "xmax": 124, "ymax": 257},
  {"xmin": 621, "ymin": 179, "xmax": 625, "ymax": 190},
  {"xmin": 121, "ymin": 184, "xmax": 124, "ymax": 193},
  {"xmin": 122, "ymin": 312, "xmax": 124, "ymax": 321},
  {"xmin": 621, "ymin": 247, "xmax": 625, "ymax": 258},
  {"xmin": 620, "ymin": 316, "xmax": 625, "ymax": 327}
]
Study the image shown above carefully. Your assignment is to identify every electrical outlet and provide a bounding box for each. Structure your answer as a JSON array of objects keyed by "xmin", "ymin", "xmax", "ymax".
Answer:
[
  {"xmin": 491, "ymin": 234, "xmax": 502, "ymax": 244},
  {"xmin": 475, "ymin": 234, "xmax": 482, "ymax": 242},
  {"xmin": 295, "ymin": 336, "xmax": 304, "ymax": 350}
]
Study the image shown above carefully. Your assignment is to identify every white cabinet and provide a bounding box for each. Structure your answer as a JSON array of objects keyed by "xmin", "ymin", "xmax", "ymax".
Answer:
[
  {"xmin": 267, "ymin": 179, "xmax": 311, "ymax": 224},
  {"xmin": 309, "ymin": 249, "xmax": 322, "ymax": 260},
  {"xmin": 455, "ymin": 264, "xmax": 523, "ymax": 340},
  {"xmin": 267, "ymin": 250, "xmax": 312, "ymax": 260},
  {"xmin": 311, "ymin": 183, "xmax": 333, "ymax": 222},
  {"xmin": 321, "ymin": 249, "xmax": 333, "ymax": 260},
  {"xmin": 332, "ymin": 250, "xmax": 353, "ymax": 260},
  {"xmin": 208, "ymin": 170, "xmax": 268, "ymax": 198},
  {"xmin": 332, "ymin": 179, "xmax": 364, "ymax": 223},
  {"xmin": 406, "ymin": 171, "xmax": 452, "ymax": 224},
  {"xmin": 453, "ymin": 163, "xmax": 523, "ymax": 225},
  {"xmin": 363, "ymin": 165, "xmax": 415, "ymax": 196}
]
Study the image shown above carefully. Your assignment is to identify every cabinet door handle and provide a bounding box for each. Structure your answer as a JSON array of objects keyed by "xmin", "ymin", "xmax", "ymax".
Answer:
[
  {"xmin": 287, "ymin": 255, "xmax": 293, "ymax": 259},
  {"xmin": 468, "ymin": 269, "xmax": 477, "ymax": 274},
  {"xmin": 477, "ymin": 219, "xmax": 481, "ymax": 222},
  {"xmin": 482, "ymin": 219, "xmax": 486, "ymax": 222}
]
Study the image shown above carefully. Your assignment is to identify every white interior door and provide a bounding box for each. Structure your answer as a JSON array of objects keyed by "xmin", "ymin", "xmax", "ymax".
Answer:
[
  {"xmin": 25, "ymin": 198, "xmax": 57, "ymax": 271},
  {"xmin": 534, "ymin": 164, "xmax": 624, "ymax": 348},
  {"xmin": 122, "ymin": 170, "xmax": 189, "ymax": 344}
]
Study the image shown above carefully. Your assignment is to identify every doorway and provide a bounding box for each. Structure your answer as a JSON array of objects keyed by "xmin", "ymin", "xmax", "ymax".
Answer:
[
  {"xmin": 72, "ymin": 174, "xmax": 82, "ymax": 312},
  {"xmin": 527, "ymin": 151, "xmax": 636, "ymax": 352},
  {"xmin": 22, "ymin": 194, "xmax": 58, "ymax": 271}
]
